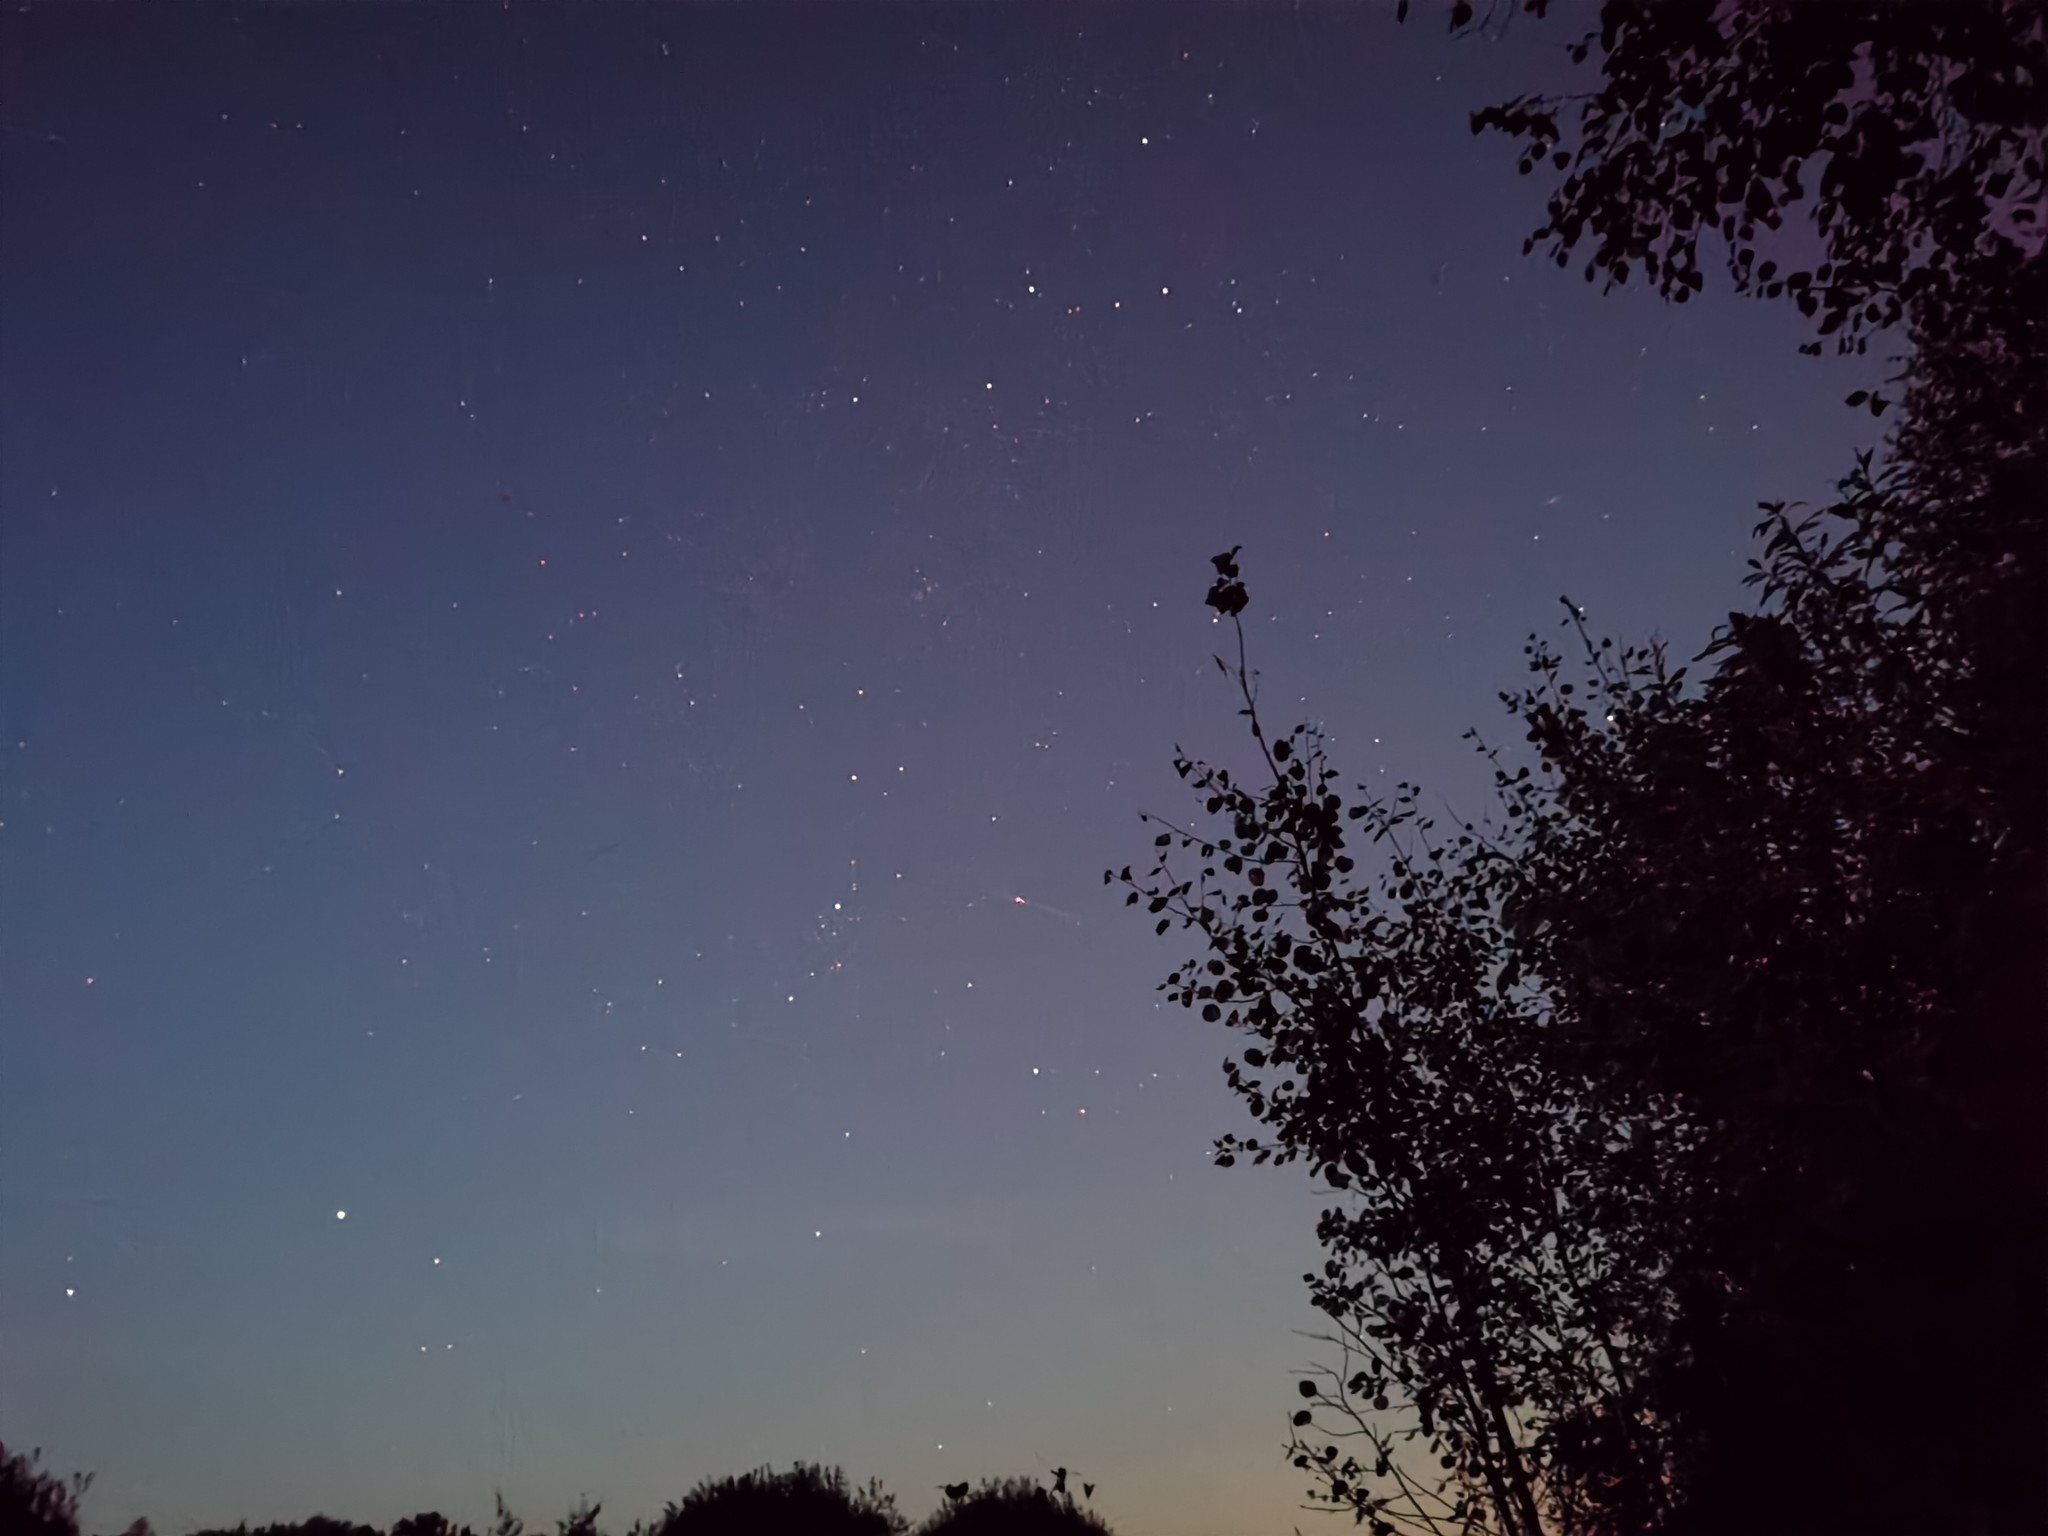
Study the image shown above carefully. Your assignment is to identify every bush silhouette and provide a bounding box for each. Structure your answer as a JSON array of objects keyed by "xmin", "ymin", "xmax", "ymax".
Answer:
[
  {"xmin": 913, "ymin": 1478, "xmax": 1111, "ymax": 1536},
  {"xmin": 641, "ymin": 1463, "xmax": 905, "ymax": 1536},
  {"xmin": 392, "ymin": 1517, "xmax": 471, "ymax": 1536},
  {"xmin": 34, "ymin": 1462, "xmax": 1125, "ymax": 1536},
  {"xmin": 188, "ymin": 1520, "xmax": 378, "ymax": 1536},
  {"xmin": 0, "ymin": 1444, "xmax": 91, "ymax": 1536}
]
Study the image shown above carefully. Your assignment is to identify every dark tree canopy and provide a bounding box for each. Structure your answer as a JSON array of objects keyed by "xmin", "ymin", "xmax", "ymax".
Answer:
[
  {"xmin": 188, "ymin": 1521, "xmax": 379, "ymax": 1536},
  {"xmin": 1460, "ymin": 10, "xmax": 2047, "ymax": 1525},
  {"xmin": 1446, "ymin": 0, "xmax": 2047, "ymax": 355},
  {"xmin": 48, "ymin": 1466, "xmax": 1110, "ymax": 1536},
  {"xmin": 391, "ymin": 1515, "xmax": 473, "ymax": 1536},
  {"xmin": 0, "ymin": 1445, "xmax": 92, "ymax": 1536},
  {"xmin": 640, "ymin": 1463, "xmax": 907, "ymax": 1536},
  {"xmin": 1125, "ymin": 451, "xmax": 2042, "ymax": 1526},
  {"xmin": 1119, "ymin": 11, "xmax": 2043, "ymax": 1528},
  {"xmin": 913, "ymin": 1477, "xmax": 1112, "ymax": 1536},
  {"xmin": 1119, "ymin": 585, "xmax": 1695, "ymax": 1534}
]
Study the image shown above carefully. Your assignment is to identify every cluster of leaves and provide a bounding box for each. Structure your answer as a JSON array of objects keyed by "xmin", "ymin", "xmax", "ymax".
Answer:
[{"xmin": 1445, "ymin": 0, "xmax": 2046, "ymax": 357}]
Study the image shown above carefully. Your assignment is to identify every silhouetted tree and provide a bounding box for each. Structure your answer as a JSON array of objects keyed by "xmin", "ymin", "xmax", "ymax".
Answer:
[
  {"xmin": 1118, "ymin": 556, "xmax": 1691, "ymax": 1536},
  {"xmin": 1432, "ymin": 0, "xmax": 2045, "ymax": 360},
  {"xmin": 187, "ymin": 1520, "xmax": 378, "ymax": 1536},
  {"xmin": 1127, "ymin": 430, "xmax": 2042, "ymax": 1529},
  {"xmin": 1131, "ymin": 431, "xmax": 2045, "ymax": 1526},
  {"xmin": 392, "ymin": 1515, "xmax": 473, "ymax": 1536},
  {"xmin": 638, "ymin": 1463, "xmax": 905, "ymax": 1536},
  {"xmin": 0, "ymin": 1444, "xmax": 91, "ymax": 1536},
  {"xmin": 1456, "ymin": 4, "xmax": 2045, "ymax": 1528},
  {"xmin": 1117, "ymin": 4, "xmax": 2042, "ymax": 1529},
  {"xmin": 1488, "ymin": 415, "xmax": 2044, "ymax": 1528},
  {"xmin": 913, "ymin": 1477, "xmax": 1111, "ymax": 1536}
]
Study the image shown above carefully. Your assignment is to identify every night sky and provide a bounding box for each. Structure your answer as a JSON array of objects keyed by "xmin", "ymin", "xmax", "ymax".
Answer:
[{"xmin": 1, "ymin": 6, "xmax": 1884, "ymax": 1534}]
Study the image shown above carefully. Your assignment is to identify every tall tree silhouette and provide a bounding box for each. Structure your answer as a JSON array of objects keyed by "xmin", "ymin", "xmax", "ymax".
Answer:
[
  {"xmin": 1120, "ymin": 559, "xmax": 1694, "ymax": 1534},
  {"xmin": 1127, "ymin": 470, "xmax": 2040, "ymax": 1529},
  {"xmin": 1117, "ymin": 6, "xmax": 2042, "ymax": 1529},
  {"xmin": 1462, "ymin": 1, "xmax": 2046, "ymax": 1527}
]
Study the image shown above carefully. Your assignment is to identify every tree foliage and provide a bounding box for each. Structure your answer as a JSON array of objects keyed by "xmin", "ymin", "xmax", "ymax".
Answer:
[
  {"xmin": 1123, "ymin": 416, "xmax": 2040, "ymax": 1526},
  {"xmin": 1115, "ymin": 5, "xmax": 2042, "ymax": 1527},
  {"xmin": 0, "ymin": 1444, "xmax": 92, "ymax": 1536},
  {"xmin": 1443, "ymin": 0, "xmax": 2046, "ymax": 357},
  {"xmin": 1490, "ymin": 356, "xmax": 2044, "ymax": 1531},
  {"xmin": 1122, "ymin": 285, "xmax": 2043, "ymax": 1536},
  {"xmin": 1117, "ymin": 559, "xmax": 1698, "ymax": 1535},
  {"xmin": 637, "ymin": 1463, "xmax": 906, "ymax": 1536},
  {"xmin": 391, "ymin": 1516, "xmax": 472, "ymax": 1536},
  {"xmin": 1119, "ymin": 19, "xmax": 2046, "ymax": 1520},
  {"xmin": 913, "ymin": 1476, "xmax": 1112, "ymax": 1536},
  {"xmin": 71, "ymin": 1465, "xmax": 1114, "ymax": 1536}
]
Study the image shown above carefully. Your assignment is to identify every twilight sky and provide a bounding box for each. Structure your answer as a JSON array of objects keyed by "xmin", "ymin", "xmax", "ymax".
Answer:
[{"xmin": 0, "ymin": 6, "xmax": 1884, "ymax": 1534}]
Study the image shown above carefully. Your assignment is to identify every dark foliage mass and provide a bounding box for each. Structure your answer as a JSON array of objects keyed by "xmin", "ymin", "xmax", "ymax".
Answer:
[
  {"xmin": 1125, "ymin": 432, "xmax": 2042, "ymax": 1533},
  {"xmin": 914, "ymin": 1477, "xmax": 1112, "ymax": 1536},
  {"xmin": 56, "ymin": 1469, "xmax": 1101, "ymax": 1536},
  {"xmin": 190, "ymin": 1519, "xmax": 381, "ymax": 1536},
  {"xmin": 1, "ymin": 1445, "xmax": 97, "ymax": 1536},
  {"xmin": 638, "ymin": 1462, "xmax": 906, "ymax": 1536},
  {"xmin": 1111, "ymin": 3, "xmax": 2043, "ymax": 1532},
  {"xmin": 1454, "ymin": 0, "xmax": 2045, "ymax": 358}
]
